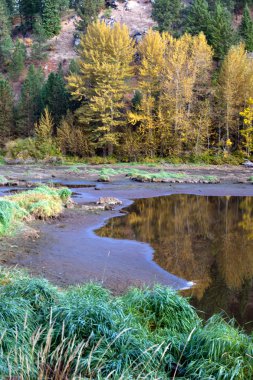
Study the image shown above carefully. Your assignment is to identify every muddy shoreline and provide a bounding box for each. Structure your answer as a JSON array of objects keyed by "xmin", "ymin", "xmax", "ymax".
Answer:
[{"xmin": 0, "ymin": 163, "xmax": 253, "ymax": 293}]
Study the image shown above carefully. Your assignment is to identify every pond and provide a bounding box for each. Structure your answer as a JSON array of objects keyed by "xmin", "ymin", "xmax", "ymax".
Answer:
[{"xmin": 97, "ymin": 195, "xmax": 253, "ymax": 331}]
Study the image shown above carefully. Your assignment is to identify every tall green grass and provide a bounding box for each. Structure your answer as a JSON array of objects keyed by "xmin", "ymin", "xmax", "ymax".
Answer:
[
  {"xmin": 0, "ymin": 186, "xmax": 71, "ymax": 236},
  {"xmin": 0, "ymin": 268, "xmax": 252, "ymax": 379}
]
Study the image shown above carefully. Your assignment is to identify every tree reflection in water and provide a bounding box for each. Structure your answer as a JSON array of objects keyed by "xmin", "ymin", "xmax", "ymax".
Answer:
[{"xmin": 97, "ymin": 195, "xmax": 253, "ymax": 330}]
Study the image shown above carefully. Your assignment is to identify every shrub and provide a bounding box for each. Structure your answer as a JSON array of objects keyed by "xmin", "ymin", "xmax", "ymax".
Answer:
[{"xmin": 5, "ymin": 137, "xmax": 60, "ymax": 160}]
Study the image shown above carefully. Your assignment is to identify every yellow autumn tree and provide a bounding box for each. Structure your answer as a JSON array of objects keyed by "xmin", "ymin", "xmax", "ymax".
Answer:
[
  {"xmin": 218, "ymin": 43, "xmax": 253, "ymax": 148},
  {"xmin": 240, "ymin": 97, "xmax": 253, "ymax": 157},
  {"xmin": 128, "ymin": 30, "xmax": 166, "ymax": 157},
  {"xmin": 67, "ymin": 21, "xmax": 135, "ymax": 155},
  {"xmin": 190, "ymin": 33, "xmax": 213, "ymax": 154},
  {"xmin": 35, "ymin": 107, "xmax": 53, "ymax": 142},
  {"xmin": 161, "ymin": 32, "xmax": 213, "ymax": 154},
  {"xmin": 34, "ymin": 107, "xmax": 59, "ymax": 158}
]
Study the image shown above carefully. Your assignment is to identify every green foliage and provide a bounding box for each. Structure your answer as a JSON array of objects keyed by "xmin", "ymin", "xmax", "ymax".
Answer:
[
  {"xmin": 239, "ymin": 4, "xmax": 253, "ymax": 51},
  {"xmin": 41, "ymin": 68, "xmax": 69, "ymax": 126},
  {"xmin": 0, "ymin": 75, "xmax": 13, "ymax": 143},
  {"xmin": 209, "ymin": 2, "xmax": 237, "ymax": 59},
  {"xmin": 128, "ymin": 169, "xmax": 219, "ymax": 183},
  {"xmin": 186, "ymin": 0, "xmax": 237, "ymax": 60},
  {"xmin": 85, "ymin": 155, "xmax": 118, "ymax": 164},
  {"xmin": 152, "ymin": 0, "xmax": 182, "ymax": 33},
  {"xmin": 121, "ymin": 286, "xmax": 199, "ymax": 335},
  {"xmin": 8, "ymin": 40, "xmax": 26, "ymax": 79},
  {"xmin": 19, "ymin": 0, "xmax": 41, "ymax": 29},
  {"xmin": 0, "ymin": 186, "xmax": 71, "ymax": 236},
  {"xmin": 184, "ymin": 315, "xmax": 253, "ymax": 379},
  {"xmin": 0, "ymin": 0, "xmax": 13, "ymax": 65},
  {"xmin": 6, "ymin": 138, "xmax": 39, "ymax": 159},
  {"xmin": 186, "ymin": 0, "xmax": 211, "ymax": 36},
  {"xmin": 0, "ymin": 273, "xmax": 252, "ymax": 379},
  {"xmin": 5, "ymin": 134, "xmax": 60, "ymax": 160},
  {"xmin": 0, "ymin": 199, "xmax": 26, "ymax": 235},
  {"xmin": 17, "ymin": 65, "xmax": 45, "ymax": 136},
  {"xmin": 31, "ymin": 16, "xmax": 48, "ymax": 61},
  {"xmin": 0, "ymin": 0, "xmax": 10, "ymax": 42},
  {"xmin": 42, "ymin": 0, "xmax": 61, "ymax": 38},
  {"xmin": 76, "ymin": 0, "xmax": 104, "ymax": 31}
]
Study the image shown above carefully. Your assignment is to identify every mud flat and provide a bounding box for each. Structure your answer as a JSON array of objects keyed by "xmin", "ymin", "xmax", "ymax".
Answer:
[{"xmin": 0, "ymin": 163, "xmax": 253, "ymax": 294}]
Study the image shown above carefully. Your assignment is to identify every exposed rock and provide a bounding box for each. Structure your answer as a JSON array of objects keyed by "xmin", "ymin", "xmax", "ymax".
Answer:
[
  {"xmin": 80, "ymin": 204, "xmax": 108, "ymax": 212},
  {"xmin": 96, "ymin": 197, "xmax": 122, "ymax": 205},
  {"xmin": 242, "ymin": 160, "xmax": 253, "ymax": 168},
  {"xmin": 65, "ymin": 199, "xmax": 76, "ymax": 209}
]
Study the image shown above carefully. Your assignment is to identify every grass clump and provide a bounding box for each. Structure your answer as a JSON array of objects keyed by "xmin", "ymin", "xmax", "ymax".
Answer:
[
  {"xmin": 129, "ymin": 170, "xmax": 219, "ymax": 183},
  {"xmin": 98, "ymin": 174, "xmax": 111, "ymax": 182},
  {"xmin": 0, "ymin": 269, "xmax": 252, "ymax": 379},
  {"xmin": 0, "ymin": 199, "xmax": 27, "ymax": 235},
  {"xmin": 0, "ymin": 175, "xmax": 8, "ymax": 184},
  {"xmin": 0, "ymin": 186, "xmax": 71, "ymax": 236}
]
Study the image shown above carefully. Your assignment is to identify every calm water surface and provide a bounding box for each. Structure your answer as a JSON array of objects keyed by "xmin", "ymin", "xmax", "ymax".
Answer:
[{"xmin": 97, "ymin": 195, "xmax": 253, "ymax": 330}]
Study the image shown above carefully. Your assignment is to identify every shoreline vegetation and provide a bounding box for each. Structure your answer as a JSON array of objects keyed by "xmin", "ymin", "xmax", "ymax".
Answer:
[
  {"xmin": 0, "ymin": 268, "xmax": 252, "ymax": 379},
  {"xmin": 0, "ymin": 186, "xmax": 71, "ymax": 237}
]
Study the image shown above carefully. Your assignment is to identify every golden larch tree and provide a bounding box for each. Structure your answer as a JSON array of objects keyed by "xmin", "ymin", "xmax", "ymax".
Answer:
[
  {"xmin": 67, "ymin": 21, "xmax": 135, "ymax": 155},
  {"xmin": 218, "ymin": 43, "xmax": 253, "ymax": 148}
]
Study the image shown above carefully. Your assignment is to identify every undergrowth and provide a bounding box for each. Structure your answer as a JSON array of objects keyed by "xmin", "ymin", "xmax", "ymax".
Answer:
[
  {"xmin": 0, "ymin": 186, "xmax": 71, "ymax": 236},
  {"xmin": 0, "ymin": 268, "xmax": 252, "ymax": 379},
  {"xmin": 62, "ymin": 153, "xmax": 244, "ymax": 166}
]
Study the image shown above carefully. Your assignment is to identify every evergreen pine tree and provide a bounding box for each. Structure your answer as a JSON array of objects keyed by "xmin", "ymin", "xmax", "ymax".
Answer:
[
  {"xmin": 207, "ymin": 0, "xmax": 235, "ymax": 12},
  {"xmin": 5, "ymin": 0, "xmax": 14, "ymax": 14},
  {"xmin": 186, "ymin": 0, "xmax": 211, "ymax": 37},
  {"xmin": 9, "ymin": 40, "xmax": 26, "ymax": 79},
  {"xmin": 0, "ymin": 0, "xmax": 13, "ymax": 65},
  {"xmin": 41, "ymin": 66, "xmax": 69, "ymax": 128},
  {"xmin": 42, "ymin": 0, "xmax": 61, "ymax": 38},
  {"xmin": 31, "ymin": 16, "xmax": 48, "ymax": 61},
  {"xmin": 152, "ymin": 0, "xmax": 182, "ymax": 33},
  {"xmin": 209, "ymin": 2, "xmax": 237, "ymax": 59},
  {"xmin": 0, "ymin": 0, "xmax": 10, "ymax": 39},
  {"xmin": 76, "ymin": 0, "xmax": 104, "ymax": 31},
  {"xmin": 0, "ymin": 75, "xmax": 14, "ymax": 142},
  {"xmin": 17, "ymin": 65, "xmax": 44, "ymax": 136},
  {"xmin": 240, "ymin": 4, "xmax": 253, "ymax": 51},
  {"xmin": 19, "ymin": 0, "xmax": 41, "ymax": 30}
]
